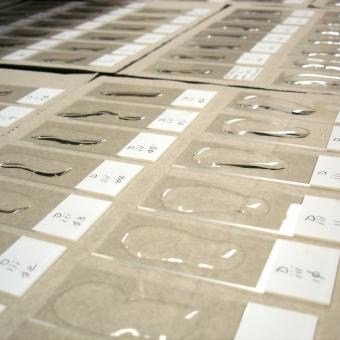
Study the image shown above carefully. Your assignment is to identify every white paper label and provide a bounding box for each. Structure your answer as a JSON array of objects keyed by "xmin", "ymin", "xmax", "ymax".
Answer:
[
  {"xmin": 0, "ymin": 236, "xmax": 65, "ymax": 297},
  {"xmin": 0, "ymin": 304, "xmax": 5, "ymax": 314},
  {"xmin": 2, "ymin": 49, "xmax": 37, "ymax": 61},
  {"xmin": 33, "ymin": 194, "xmax": 111, "ymax": 241},
  {"xmin": 125, "ymin": 2, "xmax": 145, "ymax": 9},
  {"xmin": 283, "ymin": 17, "xmax": 309, "ymax": 25},
  {"xmin": 284, "ymin": 0, "xmax": 304, "ymax": 3},
  {"xmin": 224, "ymin": 66, "xmax": 262, "ymax": 81},
  {"xmin": 186, "ymin": 8, "xmax": 210, "ymax": 16},
  {"xmin": 153, "ymin": 24, "xmax": 181, "ymax": 34},
  {"xmin": 17, "ymin": 88, "xmax": 64, "ymax": 105},
  {"xmin": 27, "ymin": 39, "xmax": 61, "ymax": 50},
  {"xmin": 89, "ymin": 54, "xmax": 126, "ymax": 67},
  {"xmin": 294, "ymin": 195, "xmax": 340, "ymax": 243},
  {"xmin": 75, "ymin": 160, "xmax": 143, "ymax": 197},
  {"xmin": 257, "ymin": 239, "xmax": 339, "ymax": 305},
  {"xmin": 109, "ymin": 8, "xmax": 132, "ymax": 16},
  {"xmin": 0, "ymin": 106, "xmax": 34, "ymax": 127},
  {"xmin": 236, "ymin": 52, "xmax": 271, "ymax": 66},
  {"xmin": 310, "ymin": 155, "xmax": 340, "ymax": 190},
  {"xmin": 234, "ymin": 303, "xmax": 317, "ymax": 340},
  {"xmin": 118, "ymin": 132, "xmax": 176, "ymax": 161},
  {"xmin": 171, "ymin": 15, "xmax": 197, "ymax": 25},
  {"xmin": 112, "ymin": 43, "xmax": 146, "ymax": 56},
  {"xmin": 134, "ymin": 33, "xmax": 165, "ymax": 44},
  {"xmin": 251, "ymin": 42, "xmax": 282, "ymax": 54},
  {"xmin": 262, "ymin": 33, "xmax": 291, "ymax": 43},
  {"xmin": 271, "ymin": 24, "xmax": 299, "ymax": 34},
  {"xmin": 336, "ymin": 111, "xmax": 340, "ymax": 123},
  {"xmin": 76, "ymin": 21, "xmax": 104, "ymax": 30},
  {"xmin": 51, "ymin": 30, "xmax": 82, "ymax": 40},
  {"xmin": 327, "ymin": 126, "xmax": 340, "ymax": 151},
  {"xmin": 171, "ymin": 89, "xmax": 217, "ymax": 108},
  {"xmin": 148, "ymin": 108, "xmax": 199, "ymax": 132},
  {"xmin": 292, "ymin": 9, "xmax": 315, "ymax": 17},
  {"xmin": 93, "ymin": 14, "xmax": 120, "ymax": 23}
]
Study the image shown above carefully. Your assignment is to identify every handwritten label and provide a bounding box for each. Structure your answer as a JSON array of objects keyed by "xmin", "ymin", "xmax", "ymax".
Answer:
[
  {"xmin": 153, "ymin": 24, "xmax": 181, "ymax": 34},
  {"xmin": 89, "ymin": 54, "xmax": 126, "ymax": 67},
  {"xmin": 33, "ymin": 194, "xmax": 111, "ymax": 241},
  {"xmin": 257, "ymin": 239, "xmax": 339, "ymax": 305},
  {"xmin": 2, "ymin": 49, "xmax": 37, "ymax": 61},
  {"xmin": 112, "ymin": 43, "xmax": 146, "ymax": 56},
  {"xmin": 271, "ymin": 24, "xmax": 299, "ymax": 35},
  {"xmin": 148, "ymin": 108, "xmax": 199, "ymax": 132},
  {"xmin": 291, "ymin": 9, "xmax": 315, "ymax": 17},
  {"xmin": 234, "ymin": 303, "xmax": 317, "ymax": 340},
  {"xmin": 310, "ymin": 155, "xmax": 340, "ymax": 190},
  {"xmin": 171, "ymin": 89, "xmax": 217, "ymax": 108},
  {"xmin": 0, "ymin": 106, "xmax": 34, "ymax": 127},
  {"xmin": 171, "ymin": 15, "xmax": 197, "ymax": 25},
  {"xmin": 134, "ymin": 33, "xmax": 165, "ymax": 44},
  {"xmin": 27, "ymin": 39, "xmax": 61, "ymax": 50},
  {"xmin": 186, "ymin": 8, "xmax": 210, "ymax": 16},
  {"xmin": 294, "ymin": 195, "xmax": 340, "ymax": 243},
  {"xmin": 118, "ymin": 132, "xmax": 176, "ymax": 161},
  {"xmin": 224, "ymin": 66, "xmax": 262, "ymax": 81},
  {"xmin": 76, "ymin": 21, "xmax": 104, "ymax": 30},
  {"xmin": 0, "ymin": 236, "xmax": 65, "ymax": 297},
  {"xmin": 283, "ymin": 17, "xmax": 309, "ymax": 25},
  {"xmin": 262, "ymin": 33, "xmax": 291, "ymax": 44},
  {"xmin": 51, "ymin": 30, "xmax": 82, "ymax": 40},
  {"xmin": 251, "ymin": 42, "xmax": 282, "ymax": 54},
  {"xmin": 17, "ymin": 88, "xmax": 64, "ymax": 105},
  {"xmin": 75, "ymin": 160, "xmax": 143, "ymax": 197},
  {"xmin": 236, "ymin": 52, "xmax": 270, "ymax": 66},
  {"xmin": 327, "ymin": 126, "xmax": 340, "ymax": 151}
]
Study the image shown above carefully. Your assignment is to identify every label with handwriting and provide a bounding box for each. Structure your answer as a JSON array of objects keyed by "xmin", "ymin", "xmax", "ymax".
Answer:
[
  {"xmin": 89, "ymin": 54, "xmax": 126, "ymax": 67},
  {"xmin": 224, "ymin": 66, "xmax": 262, "ymax": 81},
  {"xmin": 234, "ymin": 302, "xmax": 317, "ymax": 340},
  {"xmin": 186, "ymin": 8, "xmax": 210, "ymax": 16},
  {"xmin": 310, "ymin": 155, "xmax": 340, "ymax": 190},
  {"xmin": 327, "ymin": 126, "xmax": 340, "ymax": 151},
  {"xmin": 283, "ymin": 17, "xmax": 309, "ymax": 25},
  {"xmin": 118, "ymin": 132, "xmax": 176, "ymax": 161},
  {"xmin": 236, "ymin": 52, "xmax": 271, "ymax": 66},
  {"xmin": 112, "ymin": 43, "xmax": 146, "ymax": 56},
  {"xmin": 262, "ymin": 33, "xmax": 291, "ymax": 44},
  {"xmin": 2, "ymin": 49, "xmax": 37, "ymax": 61},
  {"xmin": 257, "ymin": 239, "xmax": 339, "ymax": 305},
  {"xmin": 271, "ymin": 24, "xmax": 299, "ymax": 35},
  {"xmin": 291, "ymin": 9, "xmax": 315, "ymax": 17},
  {"xmin": 148, "ymin": 108, "xmax": 199, "ymax": 132},
  {"xmin": 251, "ymin": 42, "xmax": 282, "ymax": 54},
  {"xmin": 153, "ymin": 24, "xmax": 181, "ymax": 34},
  {"xmin": 17, "ymin": 88, "xmax": 64, "ymax": 105},
  {"xmin": 171, "ymin": 15, "xmax": 197, "ymax": 25},
  {"xmin": 0, "ymin": 236, "xmax": 65, "ymax": 297},
  {"xmin": 27, "ymin": 39, "xmax": 62, "ymax": 50},
  {"xmin": 33, "ymin": 194, "xmax": 112, "ymax": 241},
  {"xmin": 0, "ymin": 106, "xmax": 34, "ymax": 127},
  {"xmin": 134, "ymin": 33, "xmax": 165, "ymax": 44},
  {"xmin": 171, "ymin": 89, "xmax": 217, "ymax": 108},
  {"xmin": 75, "ymin": 160, "xmax": 143, "ymax": 197},
  {"xmin": 51, "ymin": 30, "xmax": 82, "ymax": 40}
]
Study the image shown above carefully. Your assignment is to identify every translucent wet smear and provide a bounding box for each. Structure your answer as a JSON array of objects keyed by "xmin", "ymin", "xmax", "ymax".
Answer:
[
  {"xmin": 192, "ymin": 147, "xmax": 288, "ymax": 170},
  {"xmin": 222, "ymin": 118, "xmax": 310, "ymax": 138},
  {"xmin": 53, "ymin": 282, "xmax": 201, "ymax": 338},
  {"xmin": 236, "ymin": 94, "xmax": 315, "ymax": 115},
  {"xmin": 0, "ymin": 153, "xmax": 72, "ymax": 177},
  {"xmin": 161, "ymin": 186, "xmax": 269, "ymax": 216},
  {"xmin": 0, "ymin": 188, "xmax": 32, "ymax": 214},
  {"xmin": 283, "ymin": 73, "xmax": 340, "ymax": 88}
]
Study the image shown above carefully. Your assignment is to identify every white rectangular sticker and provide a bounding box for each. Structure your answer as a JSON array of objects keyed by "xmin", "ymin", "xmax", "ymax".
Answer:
[
  {"xmin": 234, "ymin": 302, "xmax": 317, "ymax": 340},
  {"xmin": 75, "ymin": 160, "xmax": 143, "ymax": 197},
  {"xmin": 89, "ymin": 54, "xmax": 126, "ymax": 67},
  {"xmin": 51, "ymin": 30, "xmax": 82, "ymax": 40},
  {"xmin": 109, "ymin": 8, "xmax": 132, "ymax": 16},
  {"xmin": 27, "ymin": 39, "xmax": 61, "ymax": 50},
  {"xmin": 134, "ymin": 33, "xmax": 165, "ymax": 44},
  {"xmin": 224, "ymin": 66, "xmax": 262, "ymax": 81},
  {"xmin": 171, "ymin": 89, "xmax": 217, "ymax": 109},
  {"xmin": 257, "ymin": 239, "xmax": 339, "ymax": 305},
  {"xmin": 0, "ymin": 236, "xmax": 65, "ymax": 297},
  {"xmin": 283, "ymin": 17, "xmax": 309, "ymax": 25},
  {"xmin": 291, "ymin": 10, "xmax": 315, "ymax": 17},
  {"xmin": 186, "ymin": 8, "xmax": 210, "ymax": 16},
  {"xmin": 0, "ymin": 106, "xmax": 34, "ymax": 127},
  {"xmin": 93, "ymin": 14, "xmax": 119, "ymax": 23},
  {"xmin": 33, "ymin": 194, "xmax": 112, "ymax": 241},
  {"xmin": 236, "ymin": 52, "xmax": 271, "ymax": 66},
  {"xmin": 171, "ymin": 15, "xmax": 197, "ymax": 25},
  {"xmin": 2, "ymin": 49, "xmax": 37, "ymax": 61},
  {"xmin": 310, "ymin": 155, "xmax": 340, "ymax": 190},
  {"xmin": 251, "ymin": 42, "xmax": 282, "ymax": 54},
  {"xmin": 271, "ymin": 24, "xmax": 299, "ymax": 35},
  {"xmin": 0, "ymin": 304, "xmax": 5, "ymax": 314},
  {"xmin": 294, "ymin": 195, "xmax": 340, "ymax": 243},
  {"xmin": 327, "ymin": 126, "xmax": 340, "ymax": 151},
  {"xmin": 76, "ymin": 21, "xmax": 104, "ymax": 30},
  {"xmin": 17, "ymin": 88, "xmax": 64, "ymax": 105},
  {"xmin": 148, "ymin": 108, "xmax": 199, "ymax": 132},
  {"xmin": 153, "ymin": 24, "xmax": 181, "ymax": 34},
  {"xmin": 336, "ymin": 111, "xmax": 340, "ymax": 123},
  {"xmin": 125, "ymin": 3, "xmax": 144, "ymax": 9},
  {"xmin": 262, "ymin": 33, "xmax": 291, "ymax": 44},
  {"xmin": 118, "ymin": 132, "xmax": 176, "ymax": 161},
  {"xmin": 112, "ymin": 43, "xmax": 146, "ymax": 56}
]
